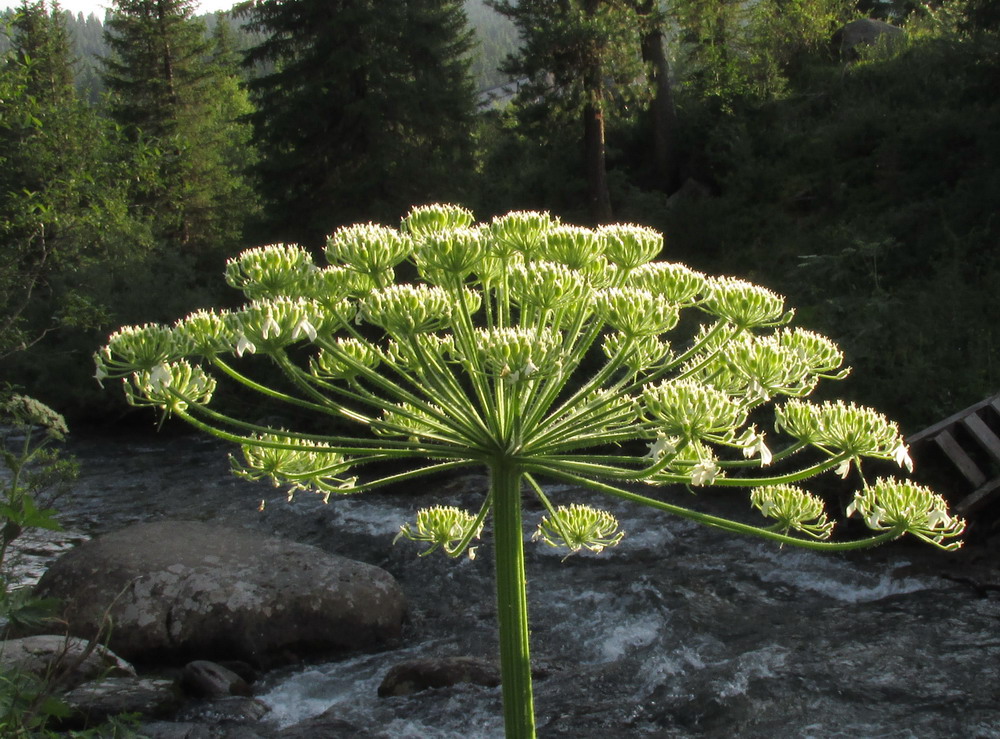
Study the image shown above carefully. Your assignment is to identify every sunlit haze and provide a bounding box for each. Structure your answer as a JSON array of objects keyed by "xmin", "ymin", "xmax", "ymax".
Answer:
[{"xmin": 1, "ymin": 0, "xmax": 237, "ymax": 17}]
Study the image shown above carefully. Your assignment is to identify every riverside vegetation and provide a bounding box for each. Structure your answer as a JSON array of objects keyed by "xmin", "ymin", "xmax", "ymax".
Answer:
[{"xmin": 95, "ymin": 205, "xmax": 964, "ymax": 738}]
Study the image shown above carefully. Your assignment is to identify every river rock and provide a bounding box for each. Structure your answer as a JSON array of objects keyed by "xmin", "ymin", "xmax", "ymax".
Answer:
[
  {"xmin": 0, "ymin": 635, "xmax": 135, "ymax": 689},
  {"xmin": 181, "ymin": 660, "xmax": 252, "ymax": 698},
  {"xmin": 36, "ymin": 520, "xmax": 406, "ymax": 668},
  {"xmin": 378, "ymin": 655, "xmax": 501, "ymax": 697},
  {"xmin": 60, "ymin": 676, "xmax": 181, "ymax": 727}
]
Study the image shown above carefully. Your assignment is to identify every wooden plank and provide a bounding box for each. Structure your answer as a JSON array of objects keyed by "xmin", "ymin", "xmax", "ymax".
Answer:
[
  {"xmin": 933, "ymin": 430, "xmax": 987, "ymax": 487},
  {"xmin": 909, "ymin": 392, "xmax": 1000, "ymax": 445},
  {"xmin": 956, "ymin": 477, "xmax": 1000, "ymax": 515},
  {"xmin": 962, "ymin": 413, "xmax": 1000, "ymax": 464}
]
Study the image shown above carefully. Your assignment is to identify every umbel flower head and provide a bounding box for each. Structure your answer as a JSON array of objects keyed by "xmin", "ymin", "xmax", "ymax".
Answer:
[{"xmin": 96, "ymin": 204, "xmax": 962, "ymax": 739}]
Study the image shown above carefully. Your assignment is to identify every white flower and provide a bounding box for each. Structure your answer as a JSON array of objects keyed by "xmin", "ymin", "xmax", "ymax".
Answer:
[
  {"xmin": 644, "ymin": 432, "xmax": 676, "ymax": 461},
  {"xmin": 690, "ymin": 460, "xmax": 718, "ymax": 486},
  {"xmin": 94, "ymin": 360, "xmax": 108, "ymax": 387},
  {"xmin": 835, "ymin": 457, "xmax": 852, "ymax": 479},
  {"xmin": 236, "ymin": 334, "xmax": 257, "ymax": 357},
  {"xmin": 149, "ymin": 363, "xmax": 172, "ymax": 392},
  {"xmin": 740, "ymin": 427, "xmax": 773, "ymax": 466},
  {"xmin": 893, "ymin": 443, "xmax": 914, "ymax": 472},
  {"xmin": 292, "ymin": 317, "xmax": 318, "ymax": 341},
  {"xmin": 261, "ymin": 314, "xmax": 282, "ymax": 340}
]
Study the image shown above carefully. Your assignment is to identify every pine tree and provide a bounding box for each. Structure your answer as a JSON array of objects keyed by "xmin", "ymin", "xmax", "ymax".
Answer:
[
  {"xmin": 490, "ymin": 0, "xmax": 647, "ymax": 223},
  {"xmin": 243, "ymin": 0, "xmax": 477, "ymax": 246},
  {"xmin": 11, "ymin": 0, "xmax": 74, "ymax": 98},
  {"xmin": 102, "ymin": 0, "xmax": 257, "ymax": 256}
]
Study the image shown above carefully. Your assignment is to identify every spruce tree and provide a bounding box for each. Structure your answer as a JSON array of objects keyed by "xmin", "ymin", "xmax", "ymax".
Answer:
[
  {"xmin": 102, "ymin": 0, "xmax": 256, "ymax": 256},
  {"xmin": 243, "ymin": 0, "xmax": 477, "ymax": 246},
  {"xmin": 11, "ymin": 0, "xmax": 74, "ymax": 98},
  {"xmin": 490, "ymin": 0, "xmax": 647, "ymax": 223}
]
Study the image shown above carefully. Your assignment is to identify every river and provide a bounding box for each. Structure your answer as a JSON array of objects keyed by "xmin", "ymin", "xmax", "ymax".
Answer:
[{"xmin": 26, "ymin": 429, "xmax": 1000, "ymax": 737}]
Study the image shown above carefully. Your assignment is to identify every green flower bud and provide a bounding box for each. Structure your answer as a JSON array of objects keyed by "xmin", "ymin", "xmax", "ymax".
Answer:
[
  {"xmin": 325, "ymin": 223, "xmax": 412, "ymax": 282},
  {"xmin": 598, "ymin": 224, "xmax": 663, "ymax": 270},
  {"xmin": 775, "ymin": 328, "xmax": 847, "ymax": 377},
  {"xmin": 173, "ymin": 310, "xmax": 233, "ymax": 358},
  {"xmin": 775, "ymin": 399, "xmax": 906, "ymax": 461},
  {"xmin": 701, "ymin": 277, "xmax": 791, "ymax": 328},
  {"xmin": 310, "ymin": 337, "xmax": 381, "ymax": 381},
  {"xmin": 225, "ymin": 297, "xmax": 329, "ymax": 356},
  {"xmin": 305, "ymin": 266, "xmax": 372, "ymax": 305},
  {"xmin": 124, "ymin": 361, "xmax": 215, "ymax": 413},
  {"xmin": 723, "ymin": 335, "xmax": 815, "ymax": 402},
  {"xmin": 601, "ymin": 332, "xmax": 671, "ymax": 373},
  {"xmin": 486, "ymin": 210, "xmax": 554, "ymax": 259},
  {"xmin": 400, "ymin": 203, "xmax": 475, "ymax": 237},
  {"xmin": 627, "ymin": 262, "xmax": 706, "ymax": 306},
  {"xmin": 750, "ymin": 484, "xmax": 834, "ymax": 539},
  {"xmin": 642, "ymin": 379, "xmax": 747, "ymax": 441},
  {"xmin": 374, "ymin": 402, "xmax": 446, "ymax": 441},
  {"xmin": 395, "ymin": 505, "xmax": 483, "ymax": 557},
  {"xmin": 413, "ymin": 227, "xmax": 486, "ymax": 284},
  {"xmin": 468, "ymin": 326, "xmax": 563, "ymax": 383},
  {"xmin": 508, "ymin": 261, "xmax": 590, "ymax": 312},
  {"xmin": 538, "ymin": 225, "xmax": 605, "ymax": 270},
  {"xmin": 594, "ymin": 288, "xmax": 679, "ymax": 337},
  {"xmin": 533, "ymin": 503, "xmax": 624, "ymax": 554},
  {"xmin": 97, "ymin": 323, "xmax": 190, "ymax": 381},
  {"xmin": 361, "ymin": 284, "xmax": 455, "ymax": 336},
  {"xmin": 657, "ymin": 439, "xmax": 722, "ymax": 485},
  {"xmin": 232, "ymin": 433, "xmax": 354, "ymax": 501},
  {"xmin": 847, "ymin": 478, "xmax": 964, "ymax": 550},
  {"xmin": 224, "ymin": 244, "xmax": 317, "ymax": 300}
]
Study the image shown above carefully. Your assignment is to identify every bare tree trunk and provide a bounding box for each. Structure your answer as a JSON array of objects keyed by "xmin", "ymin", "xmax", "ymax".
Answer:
[
  {"xmin": 582, "ymin": 0, "xmax": 613, "ymax": 223},
  {"xmin": 638, "ymin": 0, "xmax": 681, "ymax": 193},
  {"xmin": 583, "ymin": 98, "xmax": 613, "ymax": 223}
]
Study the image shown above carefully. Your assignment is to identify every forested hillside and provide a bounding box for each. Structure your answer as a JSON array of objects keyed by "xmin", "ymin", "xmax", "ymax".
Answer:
[
  {"xmin": 1, "ymin": 0, "xmax": 998, "ymax": 434},
  {"xmin": 0, "ymin": 0, "xmax": 520, "ymax": 97}
]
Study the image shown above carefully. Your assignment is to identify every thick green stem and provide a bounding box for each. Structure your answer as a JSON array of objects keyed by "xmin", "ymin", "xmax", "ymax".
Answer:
[{"xmin": 491, "ymin": 461, "xmax": 536, "ymax": 739}]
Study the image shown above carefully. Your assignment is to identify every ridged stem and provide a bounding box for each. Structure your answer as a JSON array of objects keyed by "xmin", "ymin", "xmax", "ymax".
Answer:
[{"xmin": 491, "ymin": 460, "xmax": 536, "ymax": 738}]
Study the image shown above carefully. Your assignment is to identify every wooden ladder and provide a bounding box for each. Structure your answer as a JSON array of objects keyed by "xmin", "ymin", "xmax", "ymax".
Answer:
[{"xmin": 908, "ymin": 392, "xmax": 1000, "ymax": 515}]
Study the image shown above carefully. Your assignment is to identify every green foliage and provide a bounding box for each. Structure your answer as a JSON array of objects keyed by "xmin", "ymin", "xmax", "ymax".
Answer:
[
  {"xmin": 0, "ymin": 14, "xmax": 156, "ymax": 362},
  {"xmin": 103, "ymin": 0, "xmax": 258, "ymax": 258},
  {"xmin": 98, "ymin": 205, "xmax": 962, "ymax": 737},
  {"xmin": 661, "ymin": 29, "xmax": 1000, "ymax": 429},
  {"xmin": 244, "ymin": 0, "xmax": 479, "ymax": 245}
]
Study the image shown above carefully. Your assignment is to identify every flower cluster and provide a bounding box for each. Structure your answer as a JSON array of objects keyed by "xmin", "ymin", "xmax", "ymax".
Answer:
[
  {"xmin": 533, "ymin": 504, "xmax": 625, "ymax": 555},
  {"xmin": 395, "ymin": 505, "xmax": 483, "ymax": 557},
  {"xmin": 95, "ymin": 203, "xmax": 961, "ymax": 565},
  {"xmin": 847, "ymin": 479, "xmax": 965, "ymax": 550}
]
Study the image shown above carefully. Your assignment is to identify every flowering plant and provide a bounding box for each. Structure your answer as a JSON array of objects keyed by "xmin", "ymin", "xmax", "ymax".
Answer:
[{"xmin": 96, "ymin": 205, "xmax": 963, "ymax": 738}]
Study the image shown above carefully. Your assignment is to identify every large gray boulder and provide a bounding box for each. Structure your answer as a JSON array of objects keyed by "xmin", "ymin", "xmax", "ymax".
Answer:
[
  {"xmin": 36, "ymin": 521, "xmax": 406, "ymax": 668},
  {"xmin": 834, "ymin": 18, "xmax": 905, "ymax": 60}
]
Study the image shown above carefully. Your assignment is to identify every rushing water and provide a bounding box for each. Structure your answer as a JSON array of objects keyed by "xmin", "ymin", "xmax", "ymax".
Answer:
[{"xmin": 36, "ymin": 430, "xmax": 1000, "ymax": 737}]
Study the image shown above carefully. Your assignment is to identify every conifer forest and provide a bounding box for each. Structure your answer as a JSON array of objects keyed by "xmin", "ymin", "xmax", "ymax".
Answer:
[{"xmin": 1, "ymin": 0, "xmax": 998, "ymax": 433}]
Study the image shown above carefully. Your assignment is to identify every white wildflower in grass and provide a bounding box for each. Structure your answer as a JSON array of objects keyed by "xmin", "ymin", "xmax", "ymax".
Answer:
[{"xmin": 96, "ymin": 204, "xmax": 962, "ymax": 739}]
